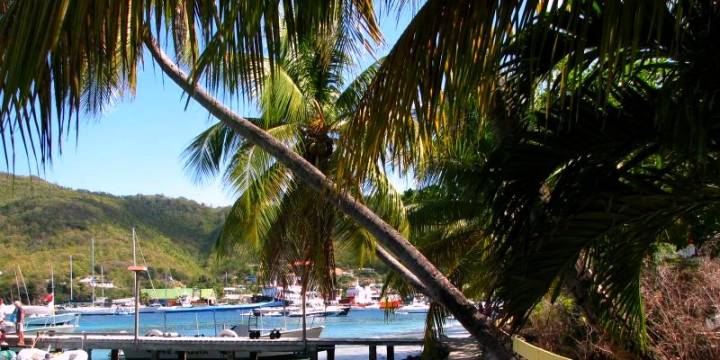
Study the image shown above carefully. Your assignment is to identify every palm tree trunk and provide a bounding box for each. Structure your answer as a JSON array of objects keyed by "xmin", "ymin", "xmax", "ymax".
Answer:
[
  {"xmin": 374, "ymin": 245, "xmax": 430, "ymax": 296},
  {"xmin": 144, "ymin": 35, "xmax": 512, "ymax": 359}
]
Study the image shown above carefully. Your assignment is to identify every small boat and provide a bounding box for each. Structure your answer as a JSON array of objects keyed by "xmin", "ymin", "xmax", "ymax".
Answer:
[
  {"xmin": 156, "ymin": 301, "xmax": 284, "ymax": 313},
  {"xmin": 227, "ymin": 324, "xmax": 324, "ymax": 339},
  {"xmin": 379, "ymin": 299, "xmax": 402, "ymax": 310},
  {"xmin": 1, "ymin": 313, "xmax": 81, "ymax": 334},
  {"xmin": 397, "ymin": 298, "xmax": 430, "ymax": 313},
  {"xmin": 25, "ymin": 313, "xmax": 81, "ymax": 332},
  {"xmin": 56, "ymin": 305, "xmax": 130, "ymax": 316},
  {"xmin": 286, "ymin": 305, "xmax": 350, "ymax": 318},
  {"xmin": 397, "ymin": 302, "xmax": 430, "ymax": 313},
  {"xmin": 3, "ymin": 271, "xmax": 81, "ymax": 334}
]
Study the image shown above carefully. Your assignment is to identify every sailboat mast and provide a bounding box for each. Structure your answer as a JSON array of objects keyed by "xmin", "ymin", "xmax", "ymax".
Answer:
[
  {"xmin": 91, "ymin": 237, "xmax": 96, "ymax": 305},
  {"xmin": 14, "ymin": 270, "xmax": 20, "ymax": 302},
  {"xmin": 18, "ymin": 266, "xmax": 30, "ymax": 304},
  {"xmin": 101, "ymin": 266, "xmax": 105, "ymax": 298},
  {"xmin": 69, "ymin": 255, "xmax": 73, "ymax": 302}
]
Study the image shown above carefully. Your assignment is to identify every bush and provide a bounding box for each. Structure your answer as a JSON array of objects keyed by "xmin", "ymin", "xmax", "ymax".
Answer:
[{"xmin": 641, "ymin": 257, "xmax": 720, "ymax": 359}]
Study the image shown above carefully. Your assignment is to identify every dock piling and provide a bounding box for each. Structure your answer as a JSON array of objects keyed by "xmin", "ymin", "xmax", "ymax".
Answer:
[
  {"xmin": 369, "ymin": 345, "xmax": 377, "ymax": 360},
  {"xmin": 326, "ymin": 346, "xmax": 335, "ymax": 360},
  {"xmin": 111, "ymin": 349, "xmax": 120, "ymax": 360},
  {"xmin": 177, "ymin": 351, "xmax": 187, "ymax": 360},
  {"xmin": 387, "ymin": 345, "xmax": 395, "ymax": 360}
]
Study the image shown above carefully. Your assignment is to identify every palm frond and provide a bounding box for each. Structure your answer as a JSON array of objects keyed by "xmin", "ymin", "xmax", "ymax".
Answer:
[
  {"xmin": 260, "ymin": 66, "xmax": 311, "ymax": 127},
  {"xmin": 0, "ymin": 0, "xmax": 381, "ymax": 168},
  {"xmin": 341, "ymin": 0, "xmax": 682, "ymax": 181},
  {"xmin": 190, "ymin": 0, "xmax": 381, "ymax": 99},
  {"xmin": 335, "ymin": 60, "xmax": 380, "ymax": 120},
  {"xmin": 215, "ymin": 163, "xmax": 293, "ymax": 255}
]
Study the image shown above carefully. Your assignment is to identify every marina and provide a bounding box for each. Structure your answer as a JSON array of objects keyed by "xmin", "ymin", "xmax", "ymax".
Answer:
[{"xmin": 2, "ymin": 309, "xmax": 444, "ymax": 360}]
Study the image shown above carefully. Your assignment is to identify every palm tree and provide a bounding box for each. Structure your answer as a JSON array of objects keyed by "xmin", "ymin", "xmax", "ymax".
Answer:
[
  {"xmin": 364, "ymin": 0, "xmax": 720, "ymax": 355},
  {"xmin": 0, "ymin": 2, "xmax": 513, "ymax": 355},
  {"xmin": 182, "ymin": 28, "xmax": 408, "ymax": 302},
  {"xmin": 382, "ymin": 106, "xmax": 505, "ymax": 354}
]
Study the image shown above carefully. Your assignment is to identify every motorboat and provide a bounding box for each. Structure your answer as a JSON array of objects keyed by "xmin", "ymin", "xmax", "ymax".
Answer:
[
  {"xmin": 284, "ymin": 305, "xmax": 350, "ymax": 318},
  {"xmin": 397, "ymin": 298, "xmax": 430, "ymax": 313},
  {"xmin": 56, "ymin": 305, "xmax": 130, "ymax": 316},
  {"xmin": 397, "ymin": 302, "xmax": 430, "ymax": 313},
  {"xmin": 156, "ymin": 300, "xmax": 284, "ymax": 313}
]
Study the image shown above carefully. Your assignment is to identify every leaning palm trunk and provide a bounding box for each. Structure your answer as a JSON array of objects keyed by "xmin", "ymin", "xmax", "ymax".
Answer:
[{"xmin": 144, "ymin": 35, "xmax": 512, "ymax": 359}]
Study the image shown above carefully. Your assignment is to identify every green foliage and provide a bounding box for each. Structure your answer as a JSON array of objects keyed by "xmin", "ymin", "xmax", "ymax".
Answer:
[
  {"xmin": 184, "ymin": 27, "xmax": 406, "ymax": 300},
  {"xmin": 0, "ymin": 173, "xmax": 226, "ymax": 302}
]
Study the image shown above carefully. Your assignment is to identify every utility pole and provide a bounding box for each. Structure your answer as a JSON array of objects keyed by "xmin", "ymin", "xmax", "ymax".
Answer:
[
  {"xmin": 69, "ymin": 256, "xmax": 73, "ymax": 302},
  {"xmin": 101, "ymin": 265, "xmax": 105, "ymax": 298},
  {"xmin": 128, "ymin": 228, "xmax": 147, "ymax": 344}
]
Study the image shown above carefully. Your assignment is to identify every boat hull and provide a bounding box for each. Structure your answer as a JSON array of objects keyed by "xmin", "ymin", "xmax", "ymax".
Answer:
[
  {"xmin": 157, "ymin": 301, "xmax": 285, "ymax": 314},
  {"xmin": 1, "ymin": 313, "xmax": 81, "ymax": 334},
  {"xmin": 57, "ymin": 306, "xmax": 130, "ymax": 315}
]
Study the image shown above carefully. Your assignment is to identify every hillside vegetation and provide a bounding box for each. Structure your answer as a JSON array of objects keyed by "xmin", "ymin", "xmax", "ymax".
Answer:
[{"xmin": 0, "ymin": 173, "xmax": 229, "ymax": 302}]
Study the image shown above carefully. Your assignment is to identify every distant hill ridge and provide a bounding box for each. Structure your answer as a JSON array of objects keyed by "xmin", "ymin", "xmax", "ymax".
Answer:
[{"xmin": 0, "ymin": 173, "xmax": 228, "ymax": 302}]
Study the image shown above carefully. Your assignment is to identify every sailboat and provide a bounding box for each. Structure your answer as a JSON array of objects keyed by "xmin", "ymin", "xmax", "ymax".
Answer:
[
  {"xmin": 1, "ymin": 268, "xmax": 81, "ymax": 333},
  {"xmin": 56, "ymin": 238, "xmax": 127, "ymax": 315}
]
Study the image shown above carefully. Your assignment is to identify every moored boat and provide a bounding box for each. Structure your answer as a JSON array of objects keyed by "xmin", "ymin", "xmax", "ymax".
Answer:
[{"xmin": 397, "ymin": 297, "xmax": 430, "ymax": 313}]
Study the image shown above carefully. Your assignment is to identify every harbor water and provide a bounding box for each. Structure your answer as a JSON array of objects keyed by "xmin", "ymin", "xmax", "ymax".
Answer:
[{"xmin": 74, "ymin": 309, "xmax": 468, "ymax": 359}]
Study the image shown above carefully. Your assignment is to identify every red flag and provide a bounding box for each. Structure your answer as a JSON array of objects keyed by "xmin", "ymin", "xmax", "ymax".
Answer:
[{"xmin": 43, "ymin": 293, "xmax": 54, "ymax": 302}]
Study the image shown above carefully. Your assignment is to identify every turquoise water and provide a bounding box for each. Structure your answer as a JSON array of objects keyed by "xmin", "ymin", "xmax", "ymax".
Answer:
[
  {"xmin": 78, "ymin": 308, "xmax": 450, "ymax": 338},
  {"xmin": 76, "ymin": 309, "xmax": 468, "ymax": 359}
]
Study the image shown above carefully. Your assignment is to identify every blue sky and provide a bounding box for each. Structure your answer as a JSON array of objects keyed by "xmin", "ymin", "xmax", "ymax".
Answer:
[{"xmin": 10, "ymin": 8, "xmax": 417, "ymax": 207}]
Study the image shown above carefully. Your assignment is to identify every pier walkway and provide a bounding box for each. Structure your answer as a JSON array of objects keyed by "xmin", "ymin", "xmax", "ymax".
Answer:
[{"xmin": 4, "ymin": 333, "xmax": 423, "ymax": 360}]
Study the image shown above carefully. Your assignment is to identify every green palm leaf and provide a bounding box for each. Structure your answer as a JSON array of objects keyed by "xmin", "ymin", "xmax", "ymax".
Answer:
[{"xmin": 0, "ymin": 0, "xmax": 381, "ymax": 168}]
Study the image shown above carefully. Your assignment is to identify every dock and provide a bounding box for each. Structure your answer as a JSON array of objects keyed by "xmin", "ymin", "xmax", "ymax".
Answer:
[{"xmin": 4, "ymin": 333, "xmax": 424, "ymax": 360}]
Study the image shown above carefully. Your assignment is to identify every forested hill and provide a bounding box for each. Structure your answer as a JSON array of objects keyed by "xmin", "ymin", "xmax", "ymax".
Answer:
[{"xmin": 0, "ymin": 173, "xmax": 229, "ymax": 302}]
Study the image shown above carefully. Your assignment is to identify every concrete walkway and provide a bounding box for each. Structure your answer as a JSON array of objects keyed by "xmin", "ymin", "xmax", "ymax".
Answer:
[{"xmin": 445, "ymin": 338, "xmax": 483, "ymax": 359}]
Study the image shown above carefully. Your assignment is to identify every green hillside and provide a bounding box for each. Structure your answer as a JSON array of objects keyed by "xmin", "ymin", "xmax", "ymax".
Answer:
[{"xmin": 0, "ymin": 173, "xmax": 230, "ymax": 302}]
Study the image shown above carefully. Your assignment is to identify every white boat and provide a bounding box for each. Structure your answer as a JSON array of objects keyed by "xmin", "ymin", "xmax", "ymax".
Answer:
[
  {"xmin": 25, "ymin": 312, "xmax": 81, "ymax": 331},
  {"xmin": 397, "ymin": 298, "xmax": 430, "ymax": 313},
  {"xmin": 1, "ymin": 312, "xmax": 81, "ymax": 334},
  {"xmin": 397, "ymin": 303, "xmax": 430, "ymax": 313},
  {"xmin": 286, "ymin": 305, "xmax": 350, "ymax": 317},
  {"xmin": 4, "ymin": 270, "xmax": 81, "ymax": 333},
  {"xmin": 227, "ymin": 324, "xmax": 324, "ymax": 339},
  {"xmin": 56, "ymin": 305, "xmax": 130, "ymax": 316}
]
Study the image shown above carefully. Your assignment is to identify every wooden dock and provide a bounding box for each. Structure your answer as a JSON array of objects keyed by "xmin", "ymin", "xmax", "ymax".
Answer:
[{"xmin": 4, "ymin": 333, "xmax": 423, "ymax": 360}]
